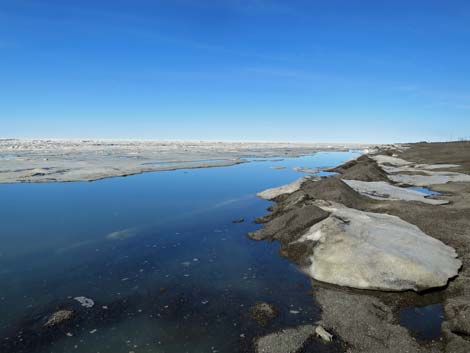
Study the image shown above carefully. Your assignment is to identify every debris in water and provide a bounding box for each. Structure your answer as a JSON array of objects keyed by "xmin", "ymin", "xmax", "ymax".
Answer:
[
  {"xmin": 74, "ymin": 296, "xmax": 95, "ymax": 308},
  {"xmin": 232, "ymin": 218, "xmax": 245, "ymax": 223}
]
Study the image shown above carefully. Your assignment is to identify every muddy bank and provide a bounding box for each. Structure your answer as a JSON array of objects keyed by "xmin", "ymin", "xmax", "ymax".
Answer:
[
  {"xmin": 0, "ymin": 139, "xmax": 369, "ymax": 183},
  {"xmin": 251, "ymin": 141, "xmax": 470, "ymax": 352}
]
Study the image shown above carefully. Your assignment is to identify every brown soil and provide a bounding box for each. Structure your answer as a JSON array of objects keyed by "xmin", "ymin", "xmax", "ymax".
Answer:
[
  {"xmin": 328, "ymin": 154, "xmax": 391, "ymax": 182},
  {"xmin": 251, "ymin": 142, "xmax": 470, "ymax": 353}
]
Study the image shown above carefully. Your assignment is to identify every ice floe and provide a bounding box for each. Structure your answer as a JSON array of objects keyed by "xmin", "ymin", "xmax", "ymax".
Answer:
[
  {"xmin": 297, "ymin": 206, "xmax": 461, "ymax": 291},
  {"xmin": 257, "ymin": 177, "xmax": 313, "ymax": 200},
  {"xmin": 342, "ymin": 179, "xmax": 448, "ymax": 205}
]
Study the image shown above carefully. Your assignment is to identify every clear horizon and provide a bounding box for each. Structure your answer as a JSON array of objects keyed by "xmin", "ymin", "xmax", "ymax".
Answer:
[
  {"xmin": 0, "ymin": 137, "xmax": 375, "ymax": 144},
  {"xmin": 1, "ymin": 1, "xmax": 470, "ymax": 143}
]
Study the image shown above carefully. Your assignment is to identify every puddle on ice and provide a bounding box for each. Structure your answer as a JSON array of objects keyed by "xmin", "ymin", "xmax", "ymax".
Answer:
[{"xmin": 407, "ymin": 186, "xmax": 441, "ymax": 196}]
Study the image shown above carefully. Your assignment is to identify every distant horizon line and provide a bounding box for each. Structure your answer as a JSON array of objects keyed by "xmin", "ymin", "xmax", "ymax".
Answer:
[
  {"xmin": 0, "ymin": 136, "xmax": 387, "ymax": 145},
  {"xmin": 2, "ymin": 136, "xmax": 467, "ymax": 145}
]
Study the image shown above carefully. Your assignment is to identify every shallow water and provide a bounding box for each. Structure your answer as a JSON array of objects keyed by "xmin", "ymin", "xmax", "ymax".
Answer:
[
  {"xmin": 407, "ymin": 186, "xmax": 441, "ymax": 196},
  {"xmin": 141, "ymin": 159, "xmax": 232, "ymax": 167},
  {"xmin": 399, "ymin": 304, "xmax": 444, "ymax": 340},
  {"xmin": 0, "ymin": 151, "xmax": 358, "ymax": 353}
]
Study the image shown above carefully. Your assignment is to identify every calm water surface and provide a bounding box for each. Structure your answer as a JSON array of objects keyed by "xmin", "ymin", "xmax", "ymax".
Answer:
[
  {"xmin": 400, "ymin": 304, "xmax": 444, "ymax": 340},
  {"xmin": 0, "ymin": 152, "xmax": 359, "ymax": 353},
  {"xmin": 407, "ymin": 186, "xmax": 441, "ymax": 196}
]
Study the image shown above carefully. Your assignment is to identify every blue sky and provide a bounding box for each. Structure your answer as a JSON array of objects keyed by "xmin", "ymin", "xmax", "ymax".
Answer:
[{"xmin": 1, "ymin": 0, "xmax": 470, "ymax": 143}]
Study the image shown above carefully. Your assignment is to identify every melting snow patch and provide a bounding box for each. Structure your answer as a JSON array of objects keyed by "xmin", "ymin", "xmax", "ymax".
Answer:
[{"xmin": 297, "ymin": 207, "xmax": 461, "ymax": 291}]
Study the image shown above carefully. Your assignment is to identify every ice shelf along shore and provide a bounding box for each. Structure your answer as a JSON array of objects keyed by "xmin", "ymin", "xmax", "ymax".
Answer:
[{"xmin": 0, "ymin": 139, "xmax": 370, "ymax": 183}]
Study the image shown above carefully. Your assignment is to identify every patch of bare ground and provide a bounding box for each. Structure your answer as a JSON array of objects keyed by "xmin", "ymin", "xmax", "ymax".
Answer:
[{"xmin": 251, "ymin": 142, "xmax": 470, "ymax": 353}]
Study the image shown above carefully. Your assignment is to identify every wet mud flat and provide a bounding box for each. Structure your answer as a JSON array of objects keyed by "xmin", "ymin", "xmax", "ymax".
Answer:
[{"xmin": 251, "ymin": 141, "xmax": 470, "ymax": 353}]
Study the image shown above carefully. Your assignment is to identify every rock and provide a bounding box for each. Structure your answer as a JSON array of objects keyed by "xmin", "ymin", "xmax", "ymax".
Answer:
[
  {"xmin": 249, "ymin": 302, "xmax": 278, "ymax": 326},
  {"xmin": 257, "ymin": 177, "xmax": 312, "ymax": 200},
  {"xmin": 297, "ymin": 206, "xmax": 461, "ymax": 291},
  {"xmin": 342, "ymin": 179, "xmax": 448, "ymax": 205},
  {"xmin": 232, "ymin": 218, "xmax": 245, "ymax": 223},
  {"xmin": 315, "ymin": 325, "xmax": 333, "ymax": 343},
  {"xmin": 74, "ymin": 296, "xmax": 95, "ymax": 308},
  {"xmin": 255, "ymin": 324, "xmax": 314, "ymax": 353},
  {"xmin": 44, "ymin": 309, "xmax": 74, "ymax": 327}
]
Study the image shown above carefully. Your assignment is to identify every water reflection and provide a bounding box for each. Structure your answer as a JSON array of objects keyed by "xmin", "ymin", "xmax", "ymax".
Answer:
[
  {"xmin": 400, "ymin": 304, "xmax": 444, "ymax": 340},
  {"xmin": 0, "ymin": 152, "xmax": 358, "ymax": 353}
]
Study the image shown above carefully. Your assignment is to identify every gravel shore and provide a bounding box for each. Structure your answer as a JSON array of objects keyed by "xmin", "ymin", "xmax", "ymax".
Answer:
[{"xmin": 252, "ymin": 141, "xmax": 470, "ymax": 353}]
